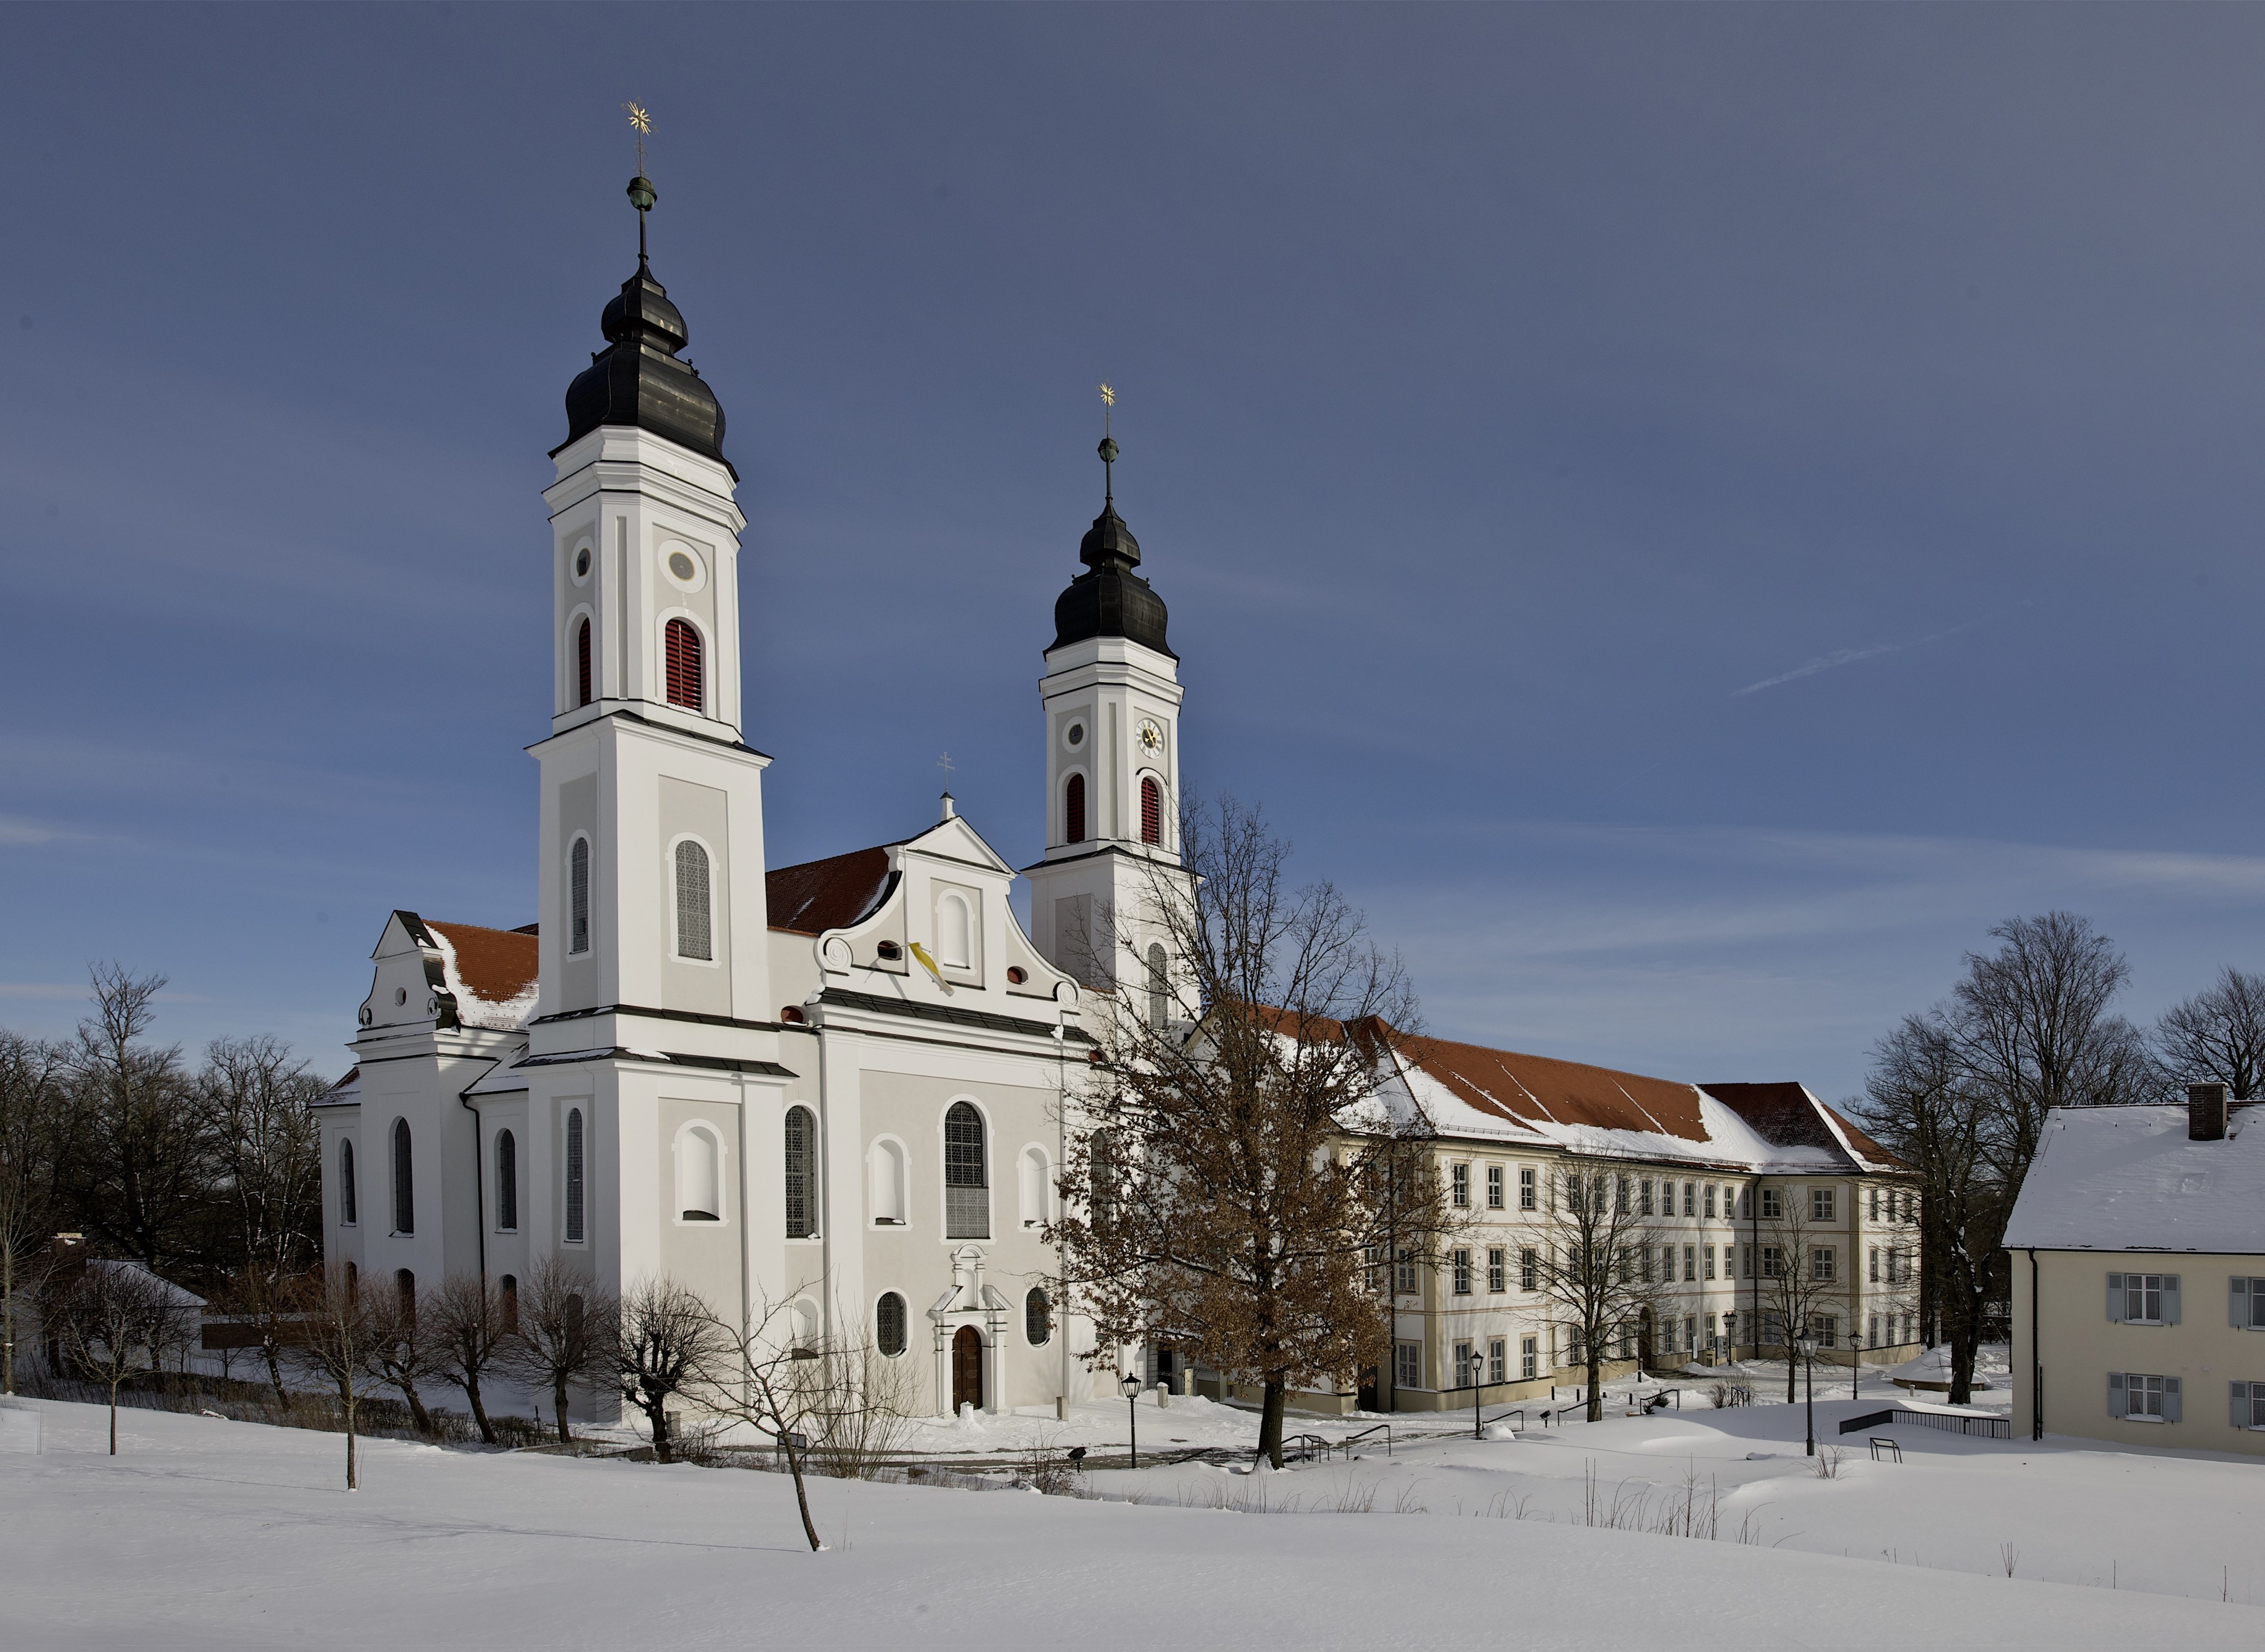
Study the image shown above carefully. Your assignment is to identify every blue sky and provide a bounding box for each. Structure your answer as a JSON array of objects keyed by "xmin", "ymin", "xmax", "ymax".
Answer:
[{"xmin": 7, "ymin": 4, "xmax": 2265, "ymax": 1101}]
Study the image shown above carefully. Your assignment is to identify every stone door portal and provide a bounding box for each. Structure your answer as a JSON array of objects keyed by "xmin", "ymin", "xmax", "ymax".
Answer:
[{"xmin": 951, "ymin": 1324, "xmax": 983, "ymax": 1413}]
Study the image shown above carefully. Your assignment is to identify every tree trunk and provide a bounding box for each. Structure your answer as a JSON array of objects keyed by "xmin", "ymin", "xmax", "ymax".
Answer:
[
  {"xmin": 1585, "ymin": 1350, "xmax": 1604, "ymax": 1423},
  {"xmin": 108, "ymin": 1382, "xmax": 120, "ymax": 1456},
  {"xmin": 1258, "ymin": 1377, "xmax": 1288, "ymax": 1469},
  {"xmin": 345, "ymin": 1399, "xmax": 358, "ymax": 1491},
  {"xmin": 262, "ymin": 1337, "xmax": 289, "ymax": 1411},
  {"xmin": 465, "ymin": 1375, "xmax": 495, "ymax": 1445},
  {"xmin": 399, "ymin": 1377, "xmax": 432, "ymax": 1436},
  {"xmin": 649, "ymin": 1400, "xmax": 674, "ymax": 1463},
  {"xmin": 552, "ymin": 1377, "xmax": 572, "ymax": 1443},
  {"xmin": 784, "ymin": 1440, "xmax": 823, "ymax": 1551}
]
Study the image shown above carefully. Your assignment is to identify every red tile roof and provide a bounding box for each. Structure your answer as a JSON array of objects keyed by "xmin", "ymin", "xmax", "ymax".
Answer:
[
  {"xmin": 1397, "ymin": 1033, "xmax": 1712, "ymax": 1141},
  {"xmin": 425, "ymin": 921, "xmax": 539, "ymax": 1006},
  {"xmin": 1700, "ymin": 1082, "xmax": 1903, "ymax": 1168},
  {"xmin": 766, "ymin": 846, "xmax": 895, "ymax": 935}
]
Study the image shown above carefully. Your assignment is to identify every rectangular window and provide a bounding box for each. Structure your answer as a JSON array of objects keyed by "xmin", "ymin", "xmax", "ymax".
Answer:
[
  {"xmin": 1521, "ymin": 1335, "xmax": 1538, "ymax": 1381},
  {"xmin": 1520, "ymin": 1247, "xmax": 1538, "ymax": 1292},
  {"xmin": 1704, "ymin": 1245, "xmax": 1717, "ymax": 1281},
  {"xmin": 1740, "ymin": 1243, "xmax": 1753, "ymax": 1280},
  {"xmin": 2111, "ymin": 1271, "xmax": 2178, "ymax": 1324},
  {"xmin": 1761, "ymin": 1246, "xmax": 1782, "ymax": 1280},
  {"xmin": 1568, "ymin": 1325, "xmax": 1584, "ymax": 1366},
  {"xmin": 1868, "ymin": 1314, "xmax": 1880, "ymax": 1348},
  {"xmin": 1684, "ymin": 1314, "xmax": 1698, "ymax": 1354},
  {"xmin": 1640, "ymin": 1178, "xmax": 1654, "ymax": 1216},
  {"xmin": 1518, "ymin": 1167, "xmax": 1537, "ymax": 1211},
  {"xmin": 1487, "ymin": 1246, "xmax": 1506, "ymax": 1293},
  {"xmin": 1395, "ymin": 1341, "xmax": 1421, "ymax": 1390},
  {"xmin": 1812, "ymin": 1188, "xmax": 1836, "ymax": 1222},
  {"xmin": 1640, "ymin": 1245, "xmax": 1655, "ymax": 1284},
  {"xmin": 1704, "ymin": 1313, "xmax": 1717, "ymax": 1350},
  {"xmin": 1760, "ymin": 1187, "xmax": 1782, "ymax": 1221},
  {"xmin": 1869, "ymin": 1247, "xmax": 1880, "ymax": 1284},
  {"xmin": 1489, "ymin": 1337, "xmax": 1507, "ymax": 1386},
  {"xmin": 1737, "ymin": 1185, "xmax": 1751, "ymax": 1219},
  {"xmin": 1704, "ymin": 1184, "xmax": 1717, "ymax": 1220},
  {"xmin": 2112, "ymin": 1372, "xmax": 2177, "ymax": 1421},
  {"xmin": 1486, "ymin": 1164, "xmax": 1505, "ymax": 1210},
  {"xmin": 2236, "ymin": 1278, "xmax": 2265, "ymax": 1330},
  {"xmin": 1808, "ymin": 1314, "xmax": 1838, "ymax": 1350},
  {"xmin": 1452, "ymin": 1248, "xmax": 1473, "ymax": 1296},
  {"xmin": 1395, "ymin": 1250, "xmax": 1419, "ymax": 1296},
  {"xmin": 2235, "ymin": 1379, "xmax": 2265, "ymax": 1429},
  {"xmin": 1812, "ymin": 1247, "xmax": 1835, "ymax": 1282},
  {"xmin": 1762, "ymin": 1310, "xmax": 1784, "ymax": 1347},
  {"xmin": 1452, "ymin": 1163, "xmax": 1470, "ymax": 1209},
  {"xmin": 1683, "ymin": 1181, "xmax": 1697, "ymax": 1217},
  {"xmin": 1869, "ymin": 1187, "xmax": 1880, "ymax": 1221},
  {"xmin": 1683, "ymin": 1244, "xmax": 1697, "ymax": 1283},
  {"xmin": 1454, "ymin": 1340, "xmax": 1476, "ymax": 1388}
]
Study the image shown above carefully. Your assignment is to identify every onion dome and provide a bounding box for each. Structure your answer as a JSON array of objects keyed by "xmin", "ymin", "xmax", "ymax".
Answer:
[
  {"xmin": 1050, "ymin": 436, "xmax": 1174, "ymax": 657},
  {"xmin": 555, "ymin": 176, "xmax": 732, "ymax": 475}
]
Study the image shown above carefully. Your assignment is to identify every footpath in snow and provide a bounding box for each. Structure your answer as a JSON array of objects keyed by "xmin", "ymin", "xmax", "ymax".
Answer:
[{"xmin": 1, "ymin": 1395, "xmax": 2259, "ymax": 1651}]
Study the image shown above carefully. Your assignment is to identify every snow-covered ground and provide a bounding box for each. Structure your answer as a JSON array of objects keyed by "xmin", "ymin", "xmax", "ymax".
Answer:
[{"xmin": 2, "ymin": 1391, "xmax": 2260, "ymax": 1650}]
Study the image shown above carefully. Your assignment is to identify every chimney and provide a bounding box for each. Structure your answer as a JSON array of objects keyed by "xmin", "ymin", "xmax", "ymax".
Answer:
[{"xmin": 2188, "ymin": 1082, "xmax": 2229, "ymax": 1142}]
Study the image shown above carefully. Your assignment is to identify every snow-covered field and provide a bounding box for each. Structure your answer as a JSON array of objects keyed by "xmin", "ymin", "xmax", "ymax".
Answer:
[{"xmin": 3, "ymin": 1387, "xmax": 2261, "ymax": 1650}]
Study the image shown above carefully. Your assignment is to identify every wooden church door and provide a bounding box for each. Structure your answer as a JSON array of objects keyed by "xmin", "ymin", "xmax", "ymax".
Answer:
[{"xmin": 952, "ymin": 1325, "xmax": 983, "ymax": 1412}]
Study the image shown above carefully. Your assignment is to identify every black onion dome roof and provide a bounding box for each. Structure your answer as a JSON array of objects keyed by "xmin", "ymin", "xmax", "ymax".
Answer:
[
  {"xmin": 1050, "ymin": 499, "xmax": 1174, "ymax": 657},
  {"xmin": 556, "ymin": 257, "xmax": 732, "ymax": 475}
]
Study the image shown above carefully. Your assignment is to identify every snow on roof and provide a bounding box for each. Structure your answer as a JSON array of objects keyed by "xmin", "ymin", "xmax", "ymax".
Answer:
[
  {"xmin": 314, "ymin": 1066, "xmax": 361, "ymax": 1107},
  {"xmin": 2003, "ymin": 1103, "xmax": 2265, "ymax": 1254},
  {"xmin": 1375, "ymin": 1030, "xmax": 1897, "ymax": 1174},
  {"xmin": 89, "ymin": 1259, "xmax": 206, "ymax": 1313},
  {"xmin": 423, "ymin": 922, "xmax": 540, "ymax": 1031}
]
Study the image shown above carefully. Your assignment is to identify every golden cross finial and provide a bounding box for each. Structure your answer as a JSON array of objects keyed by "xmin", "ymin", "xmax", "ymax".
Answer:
[
  {"xmin": 1099, "ymin": 381, "xmax": 1115, "ymax": 440},
  {"xmin": 624, "ymin": 101, "xmax": 651, "ymax": 175}
]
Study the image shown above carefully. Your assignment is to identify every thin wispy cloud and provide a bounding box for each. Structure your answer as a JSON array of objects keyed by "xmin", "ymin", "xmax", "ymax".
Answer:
[{"xmin": 1731, "ymin": 621, "xmax": 1979, "ymax": 698}]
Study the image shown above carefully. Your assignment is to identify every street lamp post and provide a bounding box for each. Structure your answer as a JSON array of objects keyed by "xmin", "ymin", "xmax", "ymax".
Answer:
[
  {"xmin": 1121, "ymin": 1373, "xmax": 1144, "ymax": 1471},
  {"xmin": 1797, "ymin": 1335, "xmax": 1818, "ymax": 1456}
]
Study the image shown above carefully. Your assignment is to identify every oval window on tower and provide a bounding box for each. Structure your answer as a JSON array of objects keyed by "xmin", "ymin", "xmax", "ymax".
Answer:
[
  {"xmin": 572, "ymin": 545, "xmax": 592, "ymax": 582},
  {"xmin": 660, "ymin": 541, "xmax": 707, "ymax": 591},
  {"xmin": 1066, "ymin": 722, "xmax": 1085, "ymax": 747}
]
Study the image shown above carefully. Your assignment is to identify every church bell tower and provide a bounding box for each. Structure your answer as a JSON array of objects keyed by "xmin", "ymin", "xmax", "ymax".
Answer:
[{"xmin": 1025, "ymin": 420, "xmax": 1192, "ymax": 1012}]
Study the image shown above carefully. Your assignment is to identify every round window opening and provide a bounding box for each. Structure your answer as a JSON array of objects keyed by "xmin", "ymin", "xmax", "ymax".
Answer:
[
  {"xmin": 1066, "ymin": 722, "xmax": 1085, "ymax": 748},
  {"xmin": 667, "ymin": 550, "xmax": 697, "ymax": 583},
  {"xmin": 572, "ymin": 546, "xmax": 592, "ymax": 581},
  {"xmin": 394, "ymin": 987, "xmax": 407, "ymax": 1006}
]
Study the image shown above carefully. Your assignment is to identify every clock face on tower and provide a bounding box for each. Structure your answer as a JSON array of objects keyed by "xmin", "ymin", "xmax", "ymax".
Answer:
[{"xmin": 1138, "ymin": 720, "xmax": 1163, "ymax": 756}]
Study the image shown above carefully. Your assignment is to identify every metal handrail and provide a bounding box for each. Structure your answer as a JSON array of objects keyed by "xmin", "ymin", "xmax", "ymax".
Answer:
[{"xmin": 1339, "ymin": 1421, "xmax": 1394, "ymax": 1457}]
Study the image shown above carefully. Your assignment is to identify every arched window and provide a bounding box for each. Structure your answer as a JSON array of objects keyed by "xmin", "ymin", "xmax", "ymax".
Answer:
[
  {"xmin": 570, "ymin": 838, "xmax": 591, "ymax": 955},
  {"xmin": 338, "ymin": 1139, "xmax": 358, "ymax": 1226},
  {"xmin": 869, "ymin": 1138, "xmax": 906, "ymax": 1225},
  {"xmin": 575, "ymin": 616, "xmax": 593, "ymax": 708},
  {"xmin": 876, "ymin": 1292, "xmax": 907, "ymax": 1357},
  {"xmin": 1064, "ymin": 773, "xmax": 1086, "ymax": 845},
  {"xmin": 784, "ymin": 1106, "xmax": 817, "ymax": 1238},
  {"xmin": 1090, "ymin": 1127, "xmax": 1119, "ymax": 1226},
  {"xmin": 664, "ymin": 618, "xmax": 703, "ymax": 710},
  {"xmin": 680, "ymin": 1126, "xmax": 721, "ymax": 1221},
  {"xmin": 564, "ymin": 1107, "xmax": 585, "ymax": 1243},
  {"xmin": 391, "ymin": 1118, "xmax": 414, "ymax": 1235},
  {"xmin": 1019, "ymin": 1146, "xmax": 1048, "ymax": 1228},
  {"xmin": 1140, "ymin": 776, "xmax": 1162, "ymax": 845},
  {"xmin": 394, "ymin": 1268, "xmax": 416, "ymax": 1321},
  {"xmin": 495, "ymin": 1128, "xmax": 518, "ymax": 1231},
  {"xmin": 1025, "ymin": 1287, "xmax": 1052, "ymax": 1347},
  {"xmin": 937, "ymin": 893, "xmax": 972, "ymax": 969},
  {"xmin": 346, "ymin": 1260, "xmax": 358, "ymax": 1292},
  {"xmin": 1146, "ymin": 942, "xmax": 1170, "ymax": 1031},
  {"xmin": 674, "ymin": 839, "xmax": 713, "ymax": 961},
  {"xmin": 944, "ymin": 1101, "xmax": 988, "ymax": 1239},
  {"xmin": 499, "ymin": 1274, "xmax": 519, "ymax": 1331}
]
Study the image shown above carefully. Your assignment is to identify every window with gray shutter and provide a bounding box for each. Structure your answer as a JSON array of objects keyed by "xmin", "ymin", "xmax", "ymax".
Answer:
[
  {"xmin": 2107, "ymin": 1272, "xmax": 2126, "ymax": 1322},
  {"xmin": 2163, "ymin": 1376, "xmax": 2182, "ymax": 1422},
  {"xmin": 2233, "ymin": 1381, "xmax": 2253, "ymax": 1429},
  {"xmin": 2163, "ymin": 1275, "xmax": 2182, "ymax": 1325},
  {"xmin": 2235, "ymin": 1278, "xmax": 2253, "ymax": 1330},
  {"xmin": 2109, "ymin": 1372, "xmax": 2127, "ymax": 1417}
]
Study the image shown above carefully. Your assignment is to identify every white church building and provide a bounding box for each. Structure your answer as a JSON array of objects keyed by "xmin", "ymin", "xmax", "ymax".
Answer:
[{"xmin": 315, "ymin": 180, "xmax": 1193, "ymax": 1423}]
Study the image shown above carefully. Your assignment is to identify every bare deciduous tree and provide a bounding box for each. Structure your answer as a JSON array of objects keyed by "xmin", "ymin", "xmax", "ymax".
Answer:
[
  {"xmin": 2155, "ymin": 967, "xmax": 2265, "ymax": 1101},
  {"xmin": 0, "ymin": 1032, "xmax": 62, "ymax": 1394},
  {"xmin": 1050, "ymin": 795, "xmax": 1457, "ymax": 1468},
  {"xmin": 363, "ymin": 1272, "xmax": 443, "ymax": 1436},
  {"xmin": 55, "ymin": 1262, "xmax": 179, "ymax": 1455},
  {"xmin": 1532, "ymin": 1158, "xmax": 1664, "ymax": 1420},
  {"xmin": 614, "ymin": 1277, "xmax": 726, "ymax": 1464},
  {"xmin": 1858, "ymin": 914, "xmax": 2156, "ymax": 1403},
  {"xmin": 290, "ymin": 1265, "xmax": 378, "ymax": 1489},
  {"xmin": 498, "ymin": 1258, "xmax": 615, "ymax": 1444},
  {"xmin": 1756, "ymin": 1190, "xmax": 1849, "ymax": 1404},
  {"xmin": 430, "ymin": 1274, "xmax": 518, "ymax": 1444}
]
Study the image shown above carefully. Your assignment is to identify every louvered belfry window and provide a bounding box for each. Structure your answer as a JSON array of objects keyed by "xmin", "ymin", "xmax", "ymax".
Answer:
[
  {"xmin": 1140, "ymin": 777, "xmax": 1162, "ymax": 844},
  {"xmin": 1065, "ymin": 773, "xmax": 1087, "ymax": 844},
  {"xmin": 944, "ymin": 1101, "xmax": 989, "ymax": 1238},
  {"xmin": 564, "ymin": 1107, "xmax": 585, "ymax": 1243},
  {"xmin": 674, "ymin": 840, "xmax": 713, "ymax": 960},
  {"xmin": 664, "ymin": 618, "xmax": 702, "ymax": 710},
  {"xmin": 576, "ymin": 617, "xmax": 593, "ymax": 708}
]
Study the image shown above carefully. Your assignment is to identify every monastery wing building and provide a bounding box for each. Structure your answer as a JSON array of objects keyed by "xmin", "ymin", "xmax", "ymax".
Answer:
[{"xmin": 316, "ymin": 181, "xmax": 1917, "ymax": 1427}]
